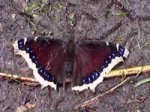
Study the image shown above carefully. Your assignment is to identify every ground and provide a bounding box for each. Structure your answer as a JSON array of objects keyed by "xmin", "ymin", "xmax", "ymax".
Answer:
[{"xmin": 0, "ymin": 0, "xmax": 150, "ymax": 112}]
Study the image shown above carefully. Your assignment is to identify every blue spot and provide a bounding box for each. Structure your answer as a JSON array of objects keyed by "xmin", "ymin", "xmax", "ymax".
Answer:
[
  {"xmin": 18, "ymin": 39, "xmax": 25, "ymax": 50},
  {"xmin": 29, "ymin": 50, "xmax": 33, "ymax": 54},
  {"xmin": 101, "ymin": 65, "xmax": 105, "ymax": 69},
  {"xmin": 84, "ymin": 77, "xmax": 90, "ymax": 84},
  {"xmin": 26, "ymin": 47, "xmax": 30, "ymax": 50},
  {"xmin": 29, "ymin": 53, "xmax": 35, "ymax": 61},
  {"xmin": 31, "ymin": 55, "xmax": 36, "ymax": 59},
  {"xmin": 112, "ymin": 53, "xmax": 115, "ymax": 56},
  {"xmin": 26, "ymin": 47, "xmax": 34, "ymax": 54},
  {"xmin": 104, "ymin": 60, "xmax": 109, "ymax": 66},
  {"xmin": 108, "ymin": 55, "xmax": 111, "ymax": 59},
  {"xmin": 34, "ymin": 60, "xmax": 40, "ymax": 67},
  {"xmin": 92, "ymin": 74, "xmax": 95, "ymax": 79},
  {"xmin": 28, "ymin": 50, "xmax": 34, "ymax": 57},
  {"xmin": 119, "ymin": 51, "xmax": 124, "ymax": 56},
  {"xmin": 118, "ymin": 45, "xmax": 125, "ymax": 56},
  {"xmin": 111, "ymin": 53, "xmax": 116, "ymax": 58},
  {"xmin": 94, "ymin": 72, "xmax": 99, "ymax": 78},
  {"xmin": 38, "ymin": 68, "xmax": 44, "ymax": 74},
  {"xmin": 105, "ymin": 60, "xmax": 108, "ymax": 64},
  {"xmin": 88, "ymin": 77, "xmax": 91, "ymax": 82},
  {"xmin": 82, "ymin": 79, "xmax": 85, "ymax": 83},
  {"xmin": 119, "ymin": 45, "xmax": 125, "ymax": 52}
]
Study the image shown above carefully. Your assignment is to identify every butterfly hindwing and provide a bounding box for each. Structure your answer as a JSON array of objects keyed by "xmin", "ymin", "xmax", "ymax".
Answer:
[{"xmin": 72, "ymin": 40, "xmax": 129, "ymax": 92}]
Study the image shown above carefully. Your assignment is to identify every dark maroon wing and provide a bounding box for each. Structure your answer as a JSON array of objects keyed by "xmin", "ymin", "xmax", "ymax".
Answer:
[
  {"xmin": 13, "ymin": 37, "xmax": 66, "ymax": 90},
  {"xmin": 72, "ymin": 40, "xmax": 129, "ymax": 92}
]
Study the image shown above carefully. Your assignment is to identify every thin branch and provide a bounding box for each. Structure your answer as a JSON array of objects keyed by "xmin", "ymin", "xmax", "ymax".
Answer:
[
  {"xmin": 1, "ymin": 65, "xmax": 150, "ymax": 109},
  {"xmin": 75, "ymin": 78, "xmax": 129, "ymax": 110},
  {"xmin": 104, "ymin": 65, "xmax": 150, "ymax": 78},
  {"xmin": 0, "ymin": 72, "xmax": 37, "ymax": 82}
]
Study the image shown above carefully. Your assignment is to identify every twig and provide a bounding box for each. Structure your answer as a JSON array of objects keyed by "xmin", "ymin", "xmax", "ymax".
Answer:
[
  {"xmin": 0, "ymin": 72, "xmax": 37, "ymax": 83},
  {"xmin": 75, "ymin": 78, "xmax": 129, "ymax": 110},
  {"xmin": 0, "ymin": 65, "xmax": 150, "ymax": 83},
  {"xmin": 1, "ymin": 65, "xmax": 150, "ymax": 109},
  {"xmin": 104, "ymin": 65, "xmax": 150, "ymax": 78}
]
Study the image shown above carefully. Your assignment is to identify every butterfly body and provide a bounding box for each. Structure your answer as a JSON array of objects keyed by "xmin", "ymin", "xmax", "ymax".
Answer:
[{"xmin": 13, "ymin": 37, "xmax": 129, "ymax": 92}]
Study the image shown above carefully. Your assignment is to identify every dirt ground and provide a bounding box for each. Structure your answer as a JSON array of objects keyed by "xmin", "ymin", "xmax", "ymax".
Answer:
[{"xmin": 0, "ymin": 0, "xmax": 150, "ymax": 112}]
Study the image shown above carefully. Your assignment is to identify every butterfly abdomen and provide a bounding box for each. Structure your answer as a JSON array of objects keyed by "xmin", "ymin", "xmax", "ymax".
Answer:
[{"xmin": 64, "ymin": 40, "xmax": 75, "ymax": 78}]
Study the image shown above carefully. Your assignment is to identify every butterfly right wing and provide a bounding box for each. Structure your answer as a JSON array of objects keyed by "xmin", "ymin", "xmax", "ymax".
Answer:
[{"xmin": 72, "ymin": 40, "xmax": 129, "ymax": 92}]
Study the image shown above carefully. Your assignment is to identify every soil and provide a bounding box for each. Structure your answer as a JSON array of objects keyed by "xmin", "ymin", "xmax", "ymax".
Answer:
[{"xmin": 0, "ymin": 0, "xmax": 150, "ymax": 112}]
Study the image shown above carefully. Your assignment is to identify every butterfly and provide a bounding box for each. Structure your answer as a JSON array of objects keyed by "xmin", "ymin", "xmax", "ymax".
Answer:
[{"xmin": 13, "ymin": 37, "xmax": 129, "ymax": 92}]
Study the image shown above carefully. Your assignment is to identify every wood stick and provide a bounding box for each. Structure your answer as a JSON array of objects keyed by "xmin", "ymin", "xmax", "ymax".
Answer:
[
  {"xmin": 0, "ymin": 65, "xmax": 150, "ymax": 83},
  {"xmin": 104, "ymin": 65, "xmax": 150, "ymax": 78},
  {"xmin": 74, "ymin": 65, "xmax": 150, "ymax": 109},
  {"xmin": 75, "ymin": 78, "xmax": 129, "ymax": 109},
  {"xmin": 0, "ymin": 72, "xmax": 37, "ymax": 82}
]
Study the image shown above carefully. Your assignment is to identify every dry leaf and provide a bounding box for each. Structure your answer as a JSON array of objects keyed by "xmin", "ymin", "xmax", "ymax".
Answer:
[{"xmin": 16, "ymin": 103, "xmax": 36, "ymax": 112}]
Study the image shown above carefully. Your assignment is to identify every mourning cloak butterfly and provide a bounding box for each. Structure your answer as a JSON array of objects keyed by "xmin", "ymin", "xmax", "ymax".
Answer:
[{"xmin": 13, "ymin": 37, "xmax": 129, "ymax": 92}]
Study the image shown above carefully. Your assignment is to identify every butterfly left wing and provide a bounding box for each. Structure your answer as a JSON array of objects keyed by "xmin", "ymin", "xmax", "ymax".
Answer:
[
  {"xmin": 72, "ymin": 40, "xmax": 129, "ymax": 92},
  {"xmin": 13, "ymin": 37, "xmax": 67, "ymax": 90}
]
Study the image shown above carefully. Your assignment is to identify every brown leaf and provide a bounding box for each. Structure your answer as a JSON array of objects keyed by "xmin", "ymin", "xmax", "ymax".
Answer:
[{"xmin": 16, "ymin": 103, "xmax": 36, "ymax": 112}]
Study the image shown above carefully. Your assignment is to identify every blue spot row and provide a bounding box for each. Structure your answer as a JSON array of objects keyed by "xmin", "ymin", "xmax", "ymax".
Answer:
[
  {"xmin": 17, "ymin": 39, "xmax": 40, "ymax": 67},
  {"xmin": 18, "ymin": 39, "xmax": 25, "ymax": 50},
  {"xmin": 25, "ymin": 47, "xmax": 40, "ymax": 67},
  {"xmin": 82, "ymin": 72, "xmax": 100, "ymax": 84},
  {"xmin": 99, "ymin": 45, "xmax": 126, "ymax": 72},
  {"xmin": 99, "ymin": 45, "xmax": 125, "ymax": 71},
  {"xmin": 38, "ymin": 68, "xmax": 56, "ymax": 84},
  {"xmin": 99, "ymin": 53, "xmax": 116, "ymax": 72}
]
